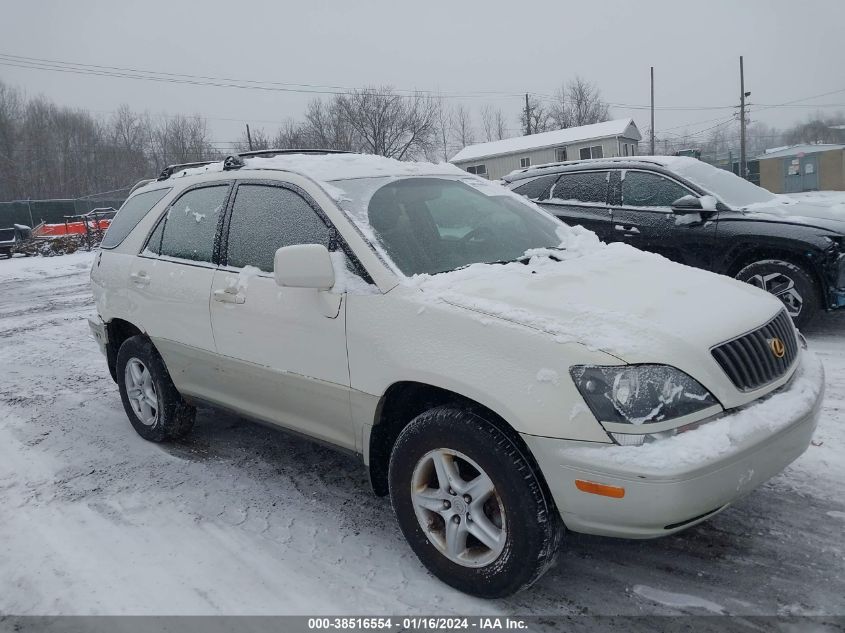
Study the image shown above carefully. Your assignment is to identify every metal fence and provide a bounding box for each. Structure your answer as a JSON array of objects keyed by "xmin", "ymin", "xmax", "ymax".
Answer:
[{"xmin": 0, "ymin": 193, "xmax": 128, "ymax": 228}]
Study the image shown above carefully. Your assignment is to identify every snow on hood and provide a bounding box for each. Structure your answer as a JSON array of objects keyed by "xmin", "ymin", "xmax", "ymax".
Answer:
[
  {"xmin": 408, "ymin": 231, "xmax": 783, "ymax": 360},
  {"xmin": 743, "ymin": 192, "xmax": 845, "ymax": 228}
]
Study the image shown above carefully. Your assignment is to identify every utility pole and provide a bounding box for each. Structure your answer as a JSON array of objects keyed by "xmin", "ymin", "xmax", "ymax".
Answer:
[
  {"xmin": 739, "ymin": 57, "xmax": 746, "ymax": 177},
  {"xmin": 524, "ymin": 93, "xmax": 532, "ymax": 135},
  {"xmin": 650, "ymin": 67, "xmax": 655, "ymax": 155},
  {"xmin": 246, "ymin": 124, "xmax": 254, "ymax": 151},
  {"xmin": 26, "ymin": 198, "xmax": 34, "ymax": 228}
]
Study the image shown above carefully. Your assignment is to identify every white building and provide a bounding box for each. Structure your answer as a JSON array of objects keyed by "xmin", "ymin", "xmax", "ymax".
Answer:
[{"xmin": 450, "ymin": 118, "xmax": 642, "ymax": 180}]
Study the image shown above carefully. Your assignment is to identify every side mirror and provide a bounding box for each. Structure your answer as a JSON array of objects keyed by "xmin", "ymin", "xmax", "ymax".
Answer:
[
  {"xmin": 670, "ymin": 195, "xmax": 704, "ymax": 213},
  {"xmin": 274, "ymin": 244, "xmax": 335, "ymax": 290}
]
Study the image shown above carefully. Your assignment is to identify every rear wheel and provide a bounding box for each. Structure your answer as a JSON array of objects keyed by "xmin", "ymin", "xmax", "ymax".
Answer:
[
  {"xmin": 116, "ymin": 335, "xmax": 195, "ymax": 442},
  {"xmin": 388, "ymin": 406, "xmax": 561, "ymax": 598},
  {"xmin": 735, "ymin": 259, "xmax": 820, "ymax": 329}
]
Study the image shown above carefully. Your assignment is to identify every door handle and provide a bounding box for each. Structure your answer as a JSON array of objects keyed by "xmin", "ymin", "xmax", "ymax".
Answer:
[
  {"xmin": 130, "ymin": 271, "xmax": 150, "ymax": 286},
  {"xmin": 213, "ymin": 288, "xmax": 245, "ymax": 304},
  {"xmin": 614, "ymin": 224, "xmax": 640, "ymax": 234}
]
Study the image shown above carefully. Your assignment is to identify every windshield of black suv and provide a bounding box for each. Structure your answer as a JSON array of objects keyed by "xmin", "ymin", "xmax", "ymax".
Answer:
[
  {"xmin": 333, "ymin": 176, "xmax": 563, "ymax": 276},
  {"xmin": 669, "ymin": 158, "xmax": 776, "ymax": 208}
]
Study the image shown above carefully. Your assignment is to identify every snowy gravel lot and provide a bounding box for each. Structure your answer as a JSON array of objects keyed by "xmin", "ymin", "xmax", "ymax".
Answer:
[{"xmin": 0, "ymin": 251, "xmax": 843, "ymax": 616}]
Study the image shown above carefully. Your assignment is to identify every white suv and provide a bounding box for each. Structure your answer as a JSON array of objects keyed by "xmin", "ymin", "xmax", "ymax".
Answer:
[{"xmin": 90, "ymin": 150, "xmax": 824, "ymax": 598}]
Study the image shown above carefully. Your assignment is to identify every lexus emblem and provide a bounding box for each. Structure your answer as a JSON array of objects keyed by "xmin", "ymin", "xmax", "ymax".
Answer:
[{"xmin": 769, "ymin": 337, "xmax": 786, "ymax": 359}]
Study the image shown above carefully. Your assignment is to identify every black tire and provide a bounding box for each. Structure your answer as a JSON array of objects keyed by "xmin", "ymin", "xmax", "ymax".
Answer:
[
  {"xmin": 116, "ymin": 335, "xmax": 195, "ymax": 442},
  {"xmin": 388, "ymin": 406, "xmax": 561, "ymax": 598},
  {"xmin": 735, "ymin": 259, "xmax": 820, "ymax": 329}
]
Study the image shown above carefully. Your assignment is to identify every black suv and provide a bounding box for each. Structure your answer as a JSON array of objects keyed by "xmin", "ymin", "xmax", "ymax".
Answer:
[{"xmin": 504, "ymin": 156, "xmax": 845, "ymax": 327}]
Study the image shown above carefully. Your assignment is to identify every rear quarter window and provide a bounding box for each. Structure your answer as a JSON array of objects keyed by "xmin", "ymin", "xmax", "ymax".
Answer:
[{"xmin": 100, "ymin": 188, "xmax": 171, "ymax": 249}]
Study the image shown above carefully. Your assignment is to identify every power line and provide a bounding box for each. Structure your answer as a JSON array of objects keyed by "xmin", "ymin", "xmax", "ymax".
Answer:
[{"xmin": 0, "ymin": 52, "xmax": 534, "ymax": 100}]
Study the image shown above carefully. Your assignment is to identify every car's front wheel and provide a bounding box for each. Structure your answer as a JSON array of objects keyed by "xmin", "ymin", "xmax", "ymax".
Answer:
[
  {"xmin": 388, "ymin": 406, "xmax": 561, "ymax": 598},
  {"xmin": 116, "ymin": 335, "xmax": 196, "ymax": 442},
  {"xmin": 735, "ymin": 259, "xmax": 820, "ymax": 328}
]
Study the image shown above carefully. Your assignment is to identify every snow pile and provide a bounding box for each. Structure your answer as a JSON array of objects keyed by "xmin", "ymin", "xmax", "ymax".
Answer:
[
  {"xmin": 565, "ymin": 350, "xmax": 824, "ymax": 471},
  {"xmin": 744, "ymin": 193, "xmax": 845, "ymax": 223}
]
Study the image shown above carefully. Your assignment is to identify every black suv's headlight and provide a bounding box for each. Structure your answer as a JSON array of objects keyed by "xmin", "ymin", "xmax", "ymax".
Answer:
[{"xmin": 570, "ymin": 365, "xmax": 718, "ymax": 425}]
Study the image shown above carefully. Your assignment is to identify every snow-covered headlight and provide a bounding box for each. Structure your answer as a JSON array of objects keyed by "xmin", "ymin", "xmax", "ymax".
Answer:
[{"xmin": 570, "ymin": 365, "xmax": 718, "ymax": 426}]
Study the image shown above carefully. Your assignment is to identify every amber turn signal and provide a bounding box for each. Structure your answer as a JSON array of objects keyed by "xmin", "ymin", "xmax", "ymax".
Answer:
[{"xmin": 575, "ymin": 479, "xmax": 626, "ymax": 499}]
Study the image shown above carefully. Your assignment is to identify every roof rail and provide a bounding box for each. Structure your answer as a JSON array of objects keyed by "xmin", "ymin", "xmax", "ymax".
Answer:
[
  {"xmin": 157, "ymin": 160, "xmax": 219, "ymax": 181},
  {"xmin": 155, "ymin": 149, "xmax": 352, "ymax": 182},
  {"xmin": 237, "ymin": 148, "xmax": 351, "ymax": 159}
]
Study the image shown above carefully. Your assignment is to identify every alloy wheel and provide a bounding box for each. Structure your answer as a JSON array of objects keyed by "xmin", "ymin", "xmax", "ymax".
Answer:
[
  {"xmin": 410, "ymin": 448, "xmax": 506, "ymax": 568},
  {"xmin": 124, "ymin": 357, "xmax": 158, "ymax": 427},
  {"xmin": 748, "ymin": 272, "xmax": 803, "ymax": 317}
]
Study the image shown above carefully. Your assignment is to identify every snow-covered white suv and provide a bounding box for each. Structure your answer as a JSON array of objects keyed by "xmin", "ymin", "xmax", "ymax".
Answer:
[{"xmin": 89, "ymin": 151, "xmax": 824, "ymax": 598}]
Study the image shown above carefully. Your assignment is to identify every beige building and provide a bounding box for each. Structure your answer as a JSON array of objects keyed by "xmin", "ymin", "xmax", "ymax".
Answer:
[
  {"xmin": 450, "ymin": 119, "xmax": 642, "ymax": 181},
  {"xmin": 757, "ymin": 144, "xmax": 845, "ymax": 193}
]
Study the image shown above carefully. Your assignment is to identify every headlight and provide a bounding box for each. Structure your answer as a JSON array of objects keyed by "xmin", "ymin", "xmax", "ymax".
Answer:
[{"xmin": 570, "ymin": 365, "xmax": 718, "ymax": 426}]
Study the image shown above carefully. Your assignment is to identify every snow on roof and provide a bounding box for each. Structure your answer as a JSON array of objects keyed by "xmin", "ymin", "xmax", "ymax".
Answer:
[
  {"xmin": 450, "ymin": 119, "xmax": 641, "ymax": 164},
  {"xmin": 170, "ymin": 152, "xmax": 465, "ymax": 185},
  {"xmin": 756, "ymin": 144, "xmax": 845, "ymax": 160}
]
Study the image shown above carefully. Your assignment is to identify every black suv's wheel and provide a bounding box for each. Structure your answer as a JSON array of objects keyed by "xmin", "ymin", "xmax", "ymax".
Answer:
[
  {"xmin": 388, "ymin": 406, "xmax": 561, "ymax": 598},
  {"xmin": 116, "ymin": 335, "xmax": 195, "ymax": 442},
  {"xmin": 735, "ymin": 259, "xmax": 820, "ymax": 329}
]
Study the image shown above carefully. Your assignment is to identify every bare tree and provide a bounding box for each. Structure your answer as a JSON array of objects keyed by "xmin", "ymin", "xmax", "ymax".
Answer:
[
  {"xmin": 519, "ymin": 96, "xmax": 552, "ymax": 135},
  {"xmin": 549, "ymin": 76, "xmax": 611, "ymax": 129},
  {"xmin": 782, "ymin": 112, "xmax": 845, "ymax": 145},
  {"xmin": 148, "ymin": 113, "xmax": 216, "ymax": 169},
  {"xmin": 337, "ymin": 87, "xmax": 438, "ymax": 159},
  {"xmin": 0, "ymin": 81, "xmax": 24, "ymax": 199},
  {"xmin": 451, "ymin": 103, "xmax": 475, "ymax": 150},
  {"xmin": 235, "ymin": 126, "xmax": 271, "ymax": 152},
  {"xmin": 434, "ymin": 98, "xmax": 452, "ymax": 162},
  {"xmin": 480, "ymin": 105, "xmax": 508, "ymax": 141},
  {"xmin": 301, "ymin": 98, "xmax": 357, "ymax": 151}
]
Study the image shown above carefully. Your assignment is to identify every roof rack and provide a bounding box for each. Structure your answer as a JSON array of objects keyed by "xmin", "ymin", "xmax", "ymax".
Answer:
[
  {"xmin": 237, "ymin": 148, "xmax": 351, "ymax": 159},
  {"xmin": 155, "ymin": 149, "xmax": 352, "ymax": 182},
  {"xmin": 157, "ymin": 160, "xmax": 219, "ymax": 181},
  {"xmin": 503, "ymin": 156, "xmax": 666, "ymax": 181}
]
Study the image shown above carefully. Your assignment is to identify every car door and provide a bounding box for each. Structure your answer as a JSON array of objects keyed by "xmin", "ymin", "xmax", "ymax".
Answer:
[
  {"xmin": 208, "ymin": 180, "xmax": 355, "ymax": 449},
  {"xmin": 129, "ymin": 182, "xmax": 232, "ymax": 399},
  {"xmin": 537, "ymin": 170, "xmax": 614, "ymax": 241},
  {"xmin": 610, "ymin": 169, "xmax": 718, "ymax": 268}
]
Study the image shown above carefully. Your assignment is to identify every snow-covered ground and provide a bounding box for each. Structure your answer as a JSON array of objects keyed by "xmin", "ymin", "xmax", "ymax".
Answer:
[{"xmin": 0, "ymin": 252, "xmax": 843, "ymax": 616}]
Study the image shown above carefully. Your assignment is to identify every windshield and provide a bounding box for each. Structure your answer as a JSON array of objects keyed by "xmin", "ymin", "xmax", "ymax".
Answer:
[
  {"xmin": 0, "ymin": 228, "xmax": 15, "ymax": 242},
  {"xmin": 669, "ymin": 158, "xmax": 776, "ymax": 208},
  {"xmin": 333, "ymin": 176, "xmax": 563, "ymax": 276}
]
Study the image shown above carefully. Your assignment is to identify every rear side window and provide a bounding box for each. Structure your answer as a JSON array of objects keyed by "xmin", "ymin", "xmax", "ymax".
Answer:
[
  {"xmin": 100, "ymin": 188, "xmax": 171, "ymax": 249},
  {"xmin": 511, "ymin": 174, "xmax": 559, "ymax": 201},
  {"xmin": 159, "ymin": 185, "xmax": 229, "ymax": 262},
  {"xmin": 622, "ymin": 171, "xmax": 690, "ymax": 208},
  {"xmin": 550, "ymin": 172, "xmax": 608, "ymax": 204},
  {"xmin": 225, "ymin": 184, "xmax": 332, "ymax": 272}
]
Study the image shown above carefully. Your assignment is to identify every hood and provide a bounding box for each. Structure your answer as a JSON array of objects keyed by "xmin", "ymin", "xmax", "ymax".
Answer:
[
  {"xmin": 411, "ymin": 241, "xmax": 785, "ymax": 405},
  {"xmin": 741, "ymin": 199, "xmax": 845, "ymax": 233}
]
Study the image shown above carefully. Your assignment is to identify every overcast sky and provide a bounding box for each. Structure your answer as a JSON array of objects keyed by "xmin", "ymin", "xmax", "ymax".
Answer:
[{"xmin": 2, "ymin": 0, "xmax": 844, "ymax": 151}]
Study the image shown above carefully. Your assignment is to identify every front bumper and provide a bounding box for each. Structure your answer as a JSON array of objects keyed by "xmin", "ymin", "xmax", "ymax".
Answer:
[{"xmin": 522, "ymin": 352, "xmax": 825, "ymax": 539}]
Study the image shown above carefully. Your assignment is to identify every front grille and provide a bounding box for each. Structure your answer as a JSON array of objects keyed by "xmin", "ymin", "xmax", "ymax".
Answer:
[{"xmin": 711, "ymin": 310, "xmax": 798, "ymax": 391}]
